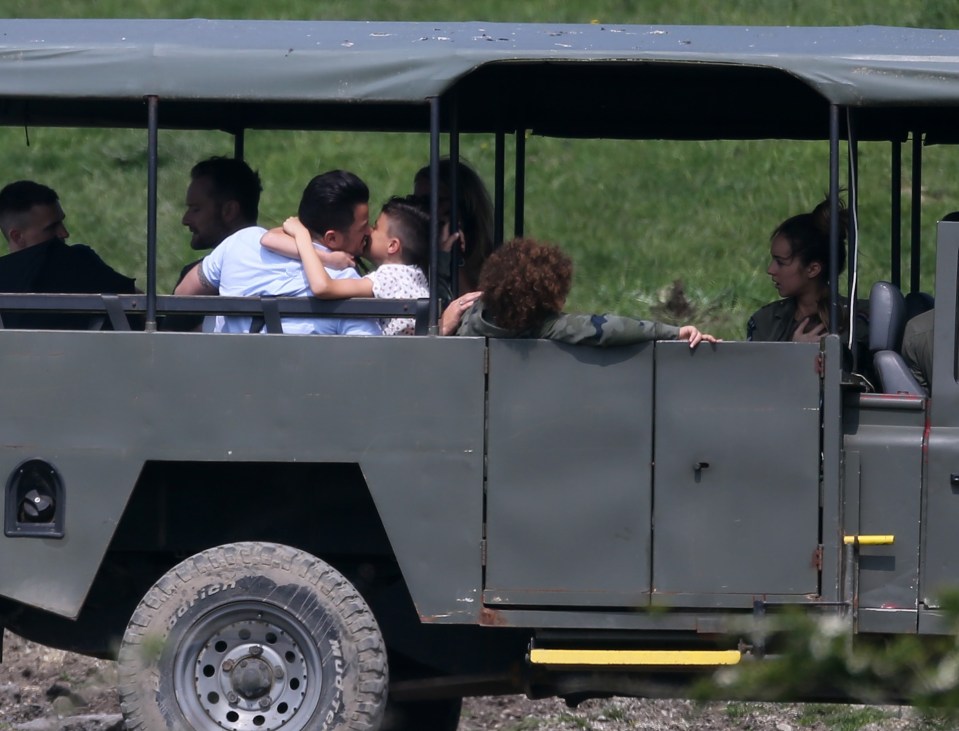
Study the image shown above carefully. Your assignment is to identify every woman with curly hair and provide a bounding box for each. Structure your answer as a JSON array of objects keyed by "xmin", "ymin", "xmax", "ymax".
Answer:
[{"xmin": 453, "ymin": 237, "xmax": 716, "ymax": 347}]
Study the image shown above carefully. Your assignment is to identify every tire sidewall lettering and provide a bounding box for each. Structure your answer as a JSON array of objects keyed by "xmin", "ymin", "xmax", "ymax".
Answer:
[
  {"xmin": 166, "ymin": 580, "xmax": 237, "ymax": 632},
  {"xmin": 321, "ymin": 639, "xmax": 346, "ymax": 731}
]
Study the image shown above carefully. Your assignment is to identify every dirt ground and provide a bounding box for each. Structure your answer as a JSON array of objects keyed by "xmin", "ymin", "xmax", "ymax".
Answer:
[{"xmin": 0, "ymin": 631, "xmax": 938, "ymax": 730}]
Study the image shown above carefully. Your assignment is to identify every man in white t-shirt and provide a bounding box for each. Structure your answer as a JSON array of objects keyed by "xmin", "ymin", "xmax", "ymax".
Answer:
[{"xmin": 176, "ymin": 170, "xmax": 381, "ymax": 336}]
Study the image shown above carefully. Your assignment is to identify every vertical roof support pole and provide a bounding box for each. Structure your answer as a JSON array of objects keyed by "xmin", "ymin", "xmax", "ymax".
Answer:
[
  {"xmin": 846, "ymin": 110, "xmax": 859, "ymax": 371},
  {"xmin": 911, "ymin": 131, "xmax": 923, "ymax": 294},
  {"xmin": 891, "ymin": 140, "xmax": 902, "ymax": 289},
  {"xmin": 494, "ymin": 131, "xmax": 505, "ymax": 249},
  {"xmin": 427, "ymin": 96, "xmax": 441, "ymax": 333},
  {"xmin": 234, "ymin": 129, "xmax": 245, "ymax": 161},
  {"xmin": 514, "ymin": 129, "xmax": 526, "ymax": 238},
  {"xmin": 449, "ymin": 94, "xmax": 461, "ymax": 299},
  {"xmin": 828, "ymin": 104, "xmax": 841, "ymax": 335},
  {"xmin": 146, "ymin": 95, "xmax": 159, "ymax": 331},
  {"xmin": 847, "ymin": 116, "xmax": 858, "ymax": 298}
]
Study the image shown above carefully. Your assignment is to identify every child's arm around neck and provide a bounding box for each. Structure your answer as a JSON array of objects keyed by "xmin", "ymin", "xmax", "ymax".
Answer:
[
  {"xmin": 261, "ymin": 224, "xmax": 357, "ymax": 272},
  {"xmin": 276, "ymin": 217, "xmax": 373, "ymax": 299}
]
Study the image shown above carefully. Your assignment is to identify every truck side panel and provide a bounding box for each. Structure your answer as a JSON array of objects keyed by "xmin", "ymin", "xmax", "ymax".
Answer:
[
  {"xmin": 652, "ymin": 341, "xmax": 821, "ymax": 601},
  {"xmin": 843, "ymin": 394, "xmax": 924, "ymax": 632},
  {"xmin": 0, "ymin": 332, "xmax": 486, "ymax": 621},
  {"xmin": 484, "ymin": 339, "xmax": 654, "ymax": 606}
]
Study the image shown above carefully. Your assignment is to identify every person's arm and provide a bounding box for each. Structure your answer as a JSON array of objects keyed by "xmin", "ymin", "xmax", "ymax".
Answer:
[
  {"xmin": 174, "ymin": 259, "xmax": 217, "ymax": 295},
  {"xmin": 280, "ymin": 217, "xmax": 373, "ymax": 299},
  {"xmin": 261, "ymin": 226, "xmax": 356, "ymax": 270},
  {"xmin": 541, "ymin": 313, "xmax": 717, "ymax": 348},
  {"xmin": 676, "ymin": 325, "xmax": 720, "ymax": 348},
  {"xmin": 441, "ymin": 291, "xmax": 482, "ymax": 335},
  {"xmin": 260, "ymin": 227, "xmax": 300, "ymax": 258}
]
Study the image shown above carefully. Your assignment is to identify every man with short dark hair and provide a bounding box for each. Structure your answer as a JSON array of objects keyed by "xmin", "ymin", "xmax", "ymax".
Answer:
[
  {"xmin": 0, "ymin": 180, "xmax": 137, "ymax": 329},
  {"xmin": 175, "ymin": 170, "xmax": 381, "ymax": 335},
  {"xmin": 182, "ymin": 157, "xmax": 262, "ymax": 253},
  {"xmin": 166, "ymin": 157, "xmax": 264, "ymax": 330},
  {"xmin": 0, "ymin": 180, "xmax": 69, "ymax": 252}
]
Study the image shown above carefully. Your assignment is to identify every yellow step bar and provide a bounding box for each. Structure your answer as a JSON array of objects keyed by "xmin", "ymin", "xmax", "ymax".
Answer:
[
  {"xmin": 529, "ymin": 648, "xmax": 742, "ymax": 667},
  {"xmin": 843, "ymin": 535, "xmax": 895, "ymax": 546}
]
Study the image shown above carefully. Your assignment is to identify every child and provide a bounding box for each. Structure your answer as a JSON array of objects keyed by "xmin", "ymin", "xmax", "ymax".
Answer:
[{"xmin": 262, "ymin": 196, "xmax": 430, "ymax": 335}]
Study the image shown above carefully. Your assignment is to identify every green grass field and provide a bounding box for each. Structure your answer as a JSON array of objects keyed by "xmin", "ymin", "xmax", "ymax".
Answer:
[{"xmin": 2, "ymin": 0, "xmax": 958, "ymax": 338}]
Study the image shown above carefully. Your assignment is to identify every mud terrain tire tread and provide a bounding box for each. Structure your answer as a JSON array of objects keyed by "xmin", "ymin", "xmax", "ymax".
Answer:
[{"xmin": 117, "ymin": 541, "xmax": 387, "ymax": 731}]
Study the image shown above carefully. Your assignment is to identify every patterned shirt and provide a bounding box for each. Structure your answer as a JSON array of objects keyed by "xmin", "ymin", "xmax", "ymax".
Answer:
[{"xmin": 365, "ymin": 263, "xmax": 429, "ymax": 335}]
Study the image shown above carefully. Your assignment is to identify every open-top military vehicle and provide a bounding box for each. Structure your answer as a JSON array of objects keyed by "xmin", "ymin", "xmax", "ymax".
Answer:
[{"xmin": 1, "ymin": 18, "xmax": 959, "ymax": 731}]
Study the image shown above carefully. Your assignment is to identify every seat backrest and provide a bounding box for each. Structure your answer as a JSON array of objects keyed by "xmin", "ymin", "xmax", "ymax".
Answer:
[
  {"xmin": 868, "ymin": 281, "xmax": 906, "ymax": 353},
  {"xmin": 867, "ymin": 281, "xmax": 926, "ymax": 396},
  {"xmin": 872, "ymin": 350, "xmax": 926, "ymax": 396}
]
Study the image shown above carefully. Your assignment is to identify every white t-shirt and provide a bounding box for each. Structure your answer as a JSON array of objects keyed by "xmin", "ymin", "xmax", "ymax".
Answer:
[
  {"xmin": 365, "ymin": 264, "xmax": 429, "ymax": 336},
  {"xmin": 201, "ymin": 226, "xmax": 382, "ymax": 335}
]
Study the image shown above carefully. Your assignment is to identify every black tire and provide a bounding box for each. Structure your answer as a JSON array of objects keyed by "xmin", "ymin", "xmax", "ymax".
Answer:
[
  {"xmin": 117, "ymin": 542, "xmax": 387, "ymax": 731},
  {"xmin": 381, "ymin": 696, "xmax": 462, "ymax": 731}
]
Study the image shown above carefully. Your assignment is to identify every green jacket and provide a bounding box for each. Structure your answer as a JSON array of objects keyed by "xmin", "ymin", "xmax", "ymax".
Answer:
[
  {"xmin": 746, "ymin": 298, "xmax": 803, "ymax": 342},
  {"xmin": 746, "ymin": 296, "xmax": 869, "ymax": 344},
  {"xmin": 456, "ymin": 302, "xmax": 681, "ymax": 346},
  {"xmin": 901, "ymin": 308, "xmax": 933, "ymax": 392},
  {"xmin": 747, "ymin": 296, "xmax": 873, "ymax": 377}
]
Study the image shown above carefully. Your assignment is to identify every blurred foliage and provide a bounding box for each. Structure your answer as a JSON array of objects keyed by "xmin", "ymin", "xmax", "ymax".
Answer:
[{"xmin": 697, "ymin": 591, "xmax": 959, "ymax": 720}]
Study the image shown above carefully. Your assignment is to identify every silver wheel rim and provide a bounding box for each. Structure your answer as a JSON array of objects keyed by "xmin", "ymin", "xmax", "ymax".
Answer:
[{"xmin": 173, "ymin": 600, "xmax": 324, "ymax": 731}]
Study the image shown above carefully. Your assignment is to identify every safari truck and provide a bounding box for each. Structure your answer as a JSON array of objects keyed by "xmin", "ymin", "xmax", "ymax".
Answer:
[{"xmin": 0, "ymin": 18, "xmax": 958, "ymax": 731}]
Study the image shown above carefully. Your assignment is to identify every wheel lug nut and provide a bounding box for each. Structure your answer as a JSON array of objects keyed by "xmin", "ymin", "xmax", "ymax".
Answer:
[
  {"xmin": 259, "ymin": 697, "xmax": 271, "ymax": 709},
  {"xmin": 227, "ymin": 691, "xmax": 239, "ymax": 704},
  {"xmin": 273, "ymin": 665, "xmax": 284, "ymax": 679},
  {"xmin": 222, "ymin": 659, "xmax": 235, "ymax": 672},
  {"xmin": 250, "ymin": 645, "xmax": 263, "ymax": 657}
]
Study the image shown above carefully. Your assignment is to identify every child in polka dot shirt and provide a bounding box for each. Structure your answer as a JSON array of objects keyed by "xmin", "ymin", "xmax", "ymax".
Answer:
[{"xmin": 263, "ymin": 196, "xmax": 434, "ymax": 335}]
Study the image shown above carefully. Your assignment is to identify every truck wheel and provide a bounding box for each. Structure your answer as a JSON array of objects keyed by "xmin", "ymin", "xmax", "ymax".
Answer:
[
  {"xmin": 117, "ymin": 542, "xmax": 387, "ymax": 731},
  {"xmin": 382, "ymin": 697, "xmax": 463, "ymax": 731}
]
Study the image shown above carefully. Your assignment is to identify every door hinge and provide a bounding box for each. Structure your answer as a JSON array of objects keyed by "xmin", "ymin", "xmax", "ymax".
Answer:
[
  {"xmin": 813, "ymin": 544, "xmax": 823, "ymax": 571},
  {"xmin": 480, "ymin": 539, "xmax": 487, "ymax": 566},
  {"xmin": 484, "ymin": 348, "xmax": 489, "ymax": 374}
]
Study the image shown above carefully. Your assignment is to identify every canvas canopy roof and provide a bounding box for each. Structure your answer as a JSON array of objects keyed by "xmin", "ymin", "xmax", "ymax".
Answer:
[{"xmin": 2, "ymin": 19, "xmax": 959, "ymax": 140}]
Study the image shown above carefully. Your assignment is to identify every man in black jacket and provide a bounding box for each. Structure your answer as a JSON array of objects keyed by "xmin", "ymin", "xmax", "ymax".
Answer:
[{"xmin": 0, "ymin": 180, "xmax": 137, "ymax": 329}]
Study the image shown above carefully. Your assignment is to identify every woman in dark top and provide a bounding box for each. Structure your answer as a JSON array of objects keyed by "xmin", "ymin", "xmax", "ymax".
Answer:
[
  {"xmin": 748, "ymin": 198, "xmax": 853, "ymax": 341},
  {"xmin": 747, "ymin": 198, "xmax": 871, "ymax": 381}
]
